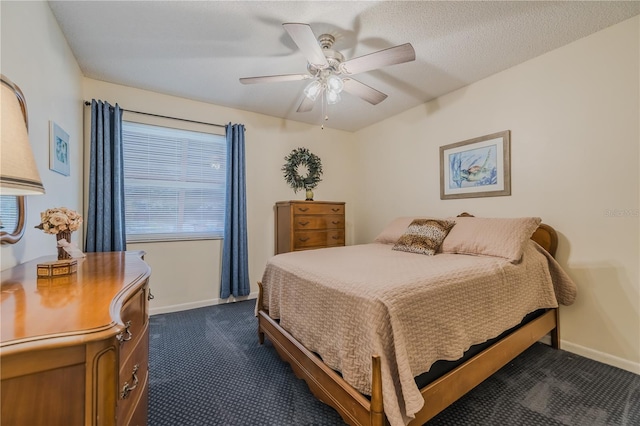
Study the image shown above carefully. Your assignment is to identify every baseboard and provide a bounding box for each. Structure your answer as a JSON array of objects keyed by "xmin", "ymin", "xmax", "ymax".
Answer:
[
  {"xmin": 561, "ymin": 340, "xmax": 640, "ymax": 374},
  {"xmin": 150, "ymin": 291, "xmax": 258, "ymax": 316},
  {"xmin": 539, "ymin": 335, "xmax": 640, "ymax": 375}
]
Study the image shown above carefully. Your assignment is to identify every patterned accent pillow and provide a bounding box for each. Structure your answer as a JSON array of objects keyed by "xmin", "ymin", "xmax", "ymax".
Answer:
[{"xmin": 392, "ymin": 219, "xmax": 456, "ymax": 255}]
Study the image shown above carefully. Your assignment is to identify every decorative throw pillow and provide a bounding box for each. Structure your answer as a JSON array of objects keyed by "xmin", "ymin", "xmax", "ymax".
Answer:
[
  {"xmin": 374, "ymin": 216, "xmax": 426, "ymax": 244},
  {"xmin": 392, "ymin": 219, "xmax": 456, "ymax": 255},
  {"xmin": 440, "ymin": 216, "xmax": 542, "ymax": 262}
]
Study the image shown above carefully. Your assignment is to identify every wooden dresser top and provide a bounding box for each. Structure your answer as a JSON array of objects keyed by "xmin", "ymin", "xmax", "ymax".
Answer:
[
  {"xmin": 1, "ymin": 252, "xmax": 150, "ymax": 350},
  {"xmin": 276, "ymin": 200, "xmax": 345, "ymax": 205}
]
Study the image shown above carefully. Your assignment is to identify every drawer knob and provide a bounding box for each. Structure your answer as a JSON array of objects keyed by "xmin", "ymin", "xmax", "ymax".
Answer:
[
  {"xmin": 298, "ymin": 237, "xmax": 310, "ymax": 242},
  {"xmin": 298, "ymin": 221, "xmax": 310, "ymax": 226},
  {"xmin": 331, "ymin": 235, "xmax": 339, "ymax": 240},
  {"xmin": 298, "ymin": 207, "xmax": 309, "ymax": 212},
  {"xmin": 331, "ymin": 208, "xmax": 340, "ymax": 212},
  {"xmin": 116, "ymin": 320, "xmax": 133, "ymax": 343},
  {"xmin": 120, "ymin": 364, "xmax": 140, "ymax": 399},
  {"xmin": 331, "ymin": 221, "xmax": 340, "ymax": 225}
]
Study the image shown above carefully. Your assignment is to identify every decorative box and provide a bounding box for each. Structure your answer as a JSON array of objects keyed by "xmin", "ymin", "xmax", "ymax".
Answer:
[{"xmin": 36, "ymin": 259, "xmax": 78, "ymax": 277}]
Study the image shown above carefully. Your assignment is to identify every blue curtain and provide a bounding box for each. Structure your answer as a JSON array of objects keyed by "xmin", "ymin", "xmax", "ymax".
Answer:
[
  {"xmin": 220, "ymin": 123, "xmax": 250, "ymax": 298},
  {"xmin": 85, "ymin": 100, "xmax": 126, "ymax": 252}
]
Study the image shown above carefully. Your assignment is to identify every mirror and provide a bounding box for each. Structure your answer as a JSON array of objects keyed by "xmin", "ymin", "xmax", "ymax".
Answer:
[
  {"xmin": 0, "ymin": 196, "xmax": 26, "ymax": 244},
  {"xmin": 1, "ymin": 75, "xmax": 44, "ymax": 244}
]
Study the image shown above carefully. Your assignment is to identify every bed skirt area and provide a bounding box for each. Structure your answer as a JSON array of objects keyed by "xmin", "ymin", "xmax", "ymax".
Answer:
[{"xmin": 413, "ymin": 308, "xmax": 546, "ymax": 389}]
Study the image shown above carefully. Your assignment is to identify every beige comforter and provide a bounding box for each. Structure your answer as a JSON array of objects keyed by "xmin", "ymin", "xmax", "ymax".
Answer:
[{"xmin": 260, "ymin": 241, "xmax": 577, "ymax": 426}]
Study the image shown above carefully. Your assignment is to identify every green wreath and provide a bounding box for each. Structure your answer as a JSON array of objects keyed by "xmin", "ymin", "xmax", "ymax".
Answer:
[{"xmin": 282, "ymin": 147, "xmax": 323, "ymax": 193}]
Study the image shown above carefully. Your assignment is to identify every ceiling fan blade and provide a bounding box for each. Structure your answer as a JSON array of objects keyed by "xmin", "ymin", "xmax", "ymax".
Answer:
[
  {"xmin": 339, "ymin": 43, "xmax": 415, "ymax": 75},
  {"xmin": 239, "ymin": 74, "xmax": 311, "ymax": 85},
  {"xmin": 296, "ymin": 96, "xmax": 315, "ymax": 113},
  {"xmin": 342, "ymin": 78, "xmax": 388, "ymax": 105},
  {"xmin": 282, "ymin": 23, "xmax": 329, "ymax": 69}
]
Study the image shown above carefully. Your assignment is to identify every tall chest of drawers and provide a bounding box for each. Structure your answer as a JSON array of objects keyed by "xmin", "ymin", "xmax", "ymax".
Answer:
[
  {"xmin": 1, "ymin": 252, "xmax": 151, "ymax": 426},
  {"xmin": 275, "ymin": 201, "xmax": 345, "ymax": 254}
]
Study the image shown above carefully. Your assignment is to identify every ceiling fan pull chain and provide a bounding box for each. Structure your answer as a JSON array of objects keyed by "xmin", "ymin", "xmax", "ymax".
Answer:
[{"xmin": 321, "ymin": 90, "xmax": 327, "ymax": 130}]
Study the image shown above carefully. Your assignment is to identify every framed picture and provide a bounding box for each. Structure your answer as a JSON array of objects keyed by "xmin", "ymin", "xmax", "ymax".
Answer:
[
  {"xmin": 49, "ymin": 121, "xmax": 70, "ymax": 176},
  {"xmin": 440, "ymin": 130, "xmax": 511, "ymax": 199}
]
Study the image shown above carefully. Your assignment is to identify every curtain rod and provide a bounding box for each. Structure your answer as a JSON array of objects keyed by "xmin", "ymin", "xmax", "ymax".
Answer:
[{"xmin": 83, "ymin": 101, "xmax": 226, "ymax": 129}]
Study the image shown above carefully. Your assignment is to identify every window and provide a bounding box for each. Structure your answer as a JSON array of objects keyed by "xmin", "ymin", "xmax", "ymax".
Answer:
[{"xmin": 122, "ymin": 121, "xmax": 226, "ymax": 242}]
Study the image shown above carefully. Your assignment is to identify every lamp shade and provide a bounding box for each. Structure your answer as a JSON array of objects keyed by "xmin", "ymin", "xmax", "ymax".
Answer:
[
  {"xmin": 0, "ymin": 75, "xmax": 45, "ymax": 195},
  {"xmin": 326, "ymin": 75, "xmax": 344, "ymax": 93},
  {"xmin": 303, "ymin": 80, "xmax": 322, "ymax": 102},
  {"xmin": 326, "ymin": 89, "xmax": 341, "ymax": 105}
]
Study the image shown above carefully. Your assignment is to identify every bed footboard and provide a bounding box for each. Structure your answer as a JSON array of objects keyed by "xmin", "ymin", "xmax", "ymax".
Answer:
[
  {"xmin": 258, "ymin": 310, "xmax": 385, "ymax": 426},
  {"xmin": 257, "ymin": 281, "xmax": 380, "ymax": 425}
]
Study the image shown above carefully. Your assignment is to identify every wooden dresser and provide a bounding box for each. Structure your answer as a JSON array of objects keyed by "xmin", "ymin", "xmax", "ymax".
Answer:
[
  {"xmin": 275, "ymin": 201, "xmax": 345, "ymax": 254},
  {"xmin": 1, "ymin": 252, "xmax": 151, "ymax": 426}
]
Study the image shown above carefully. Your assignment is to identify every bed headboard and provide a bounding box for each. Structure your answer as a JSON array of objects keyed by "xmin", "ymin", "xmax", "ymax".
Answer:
[
  {"xmin": 530, "ymin": 224, "xmax": 558, "ymax": 257},
  {"xmin": 457, "ymin": 212, "xmax": 558, "ymax": 257}
]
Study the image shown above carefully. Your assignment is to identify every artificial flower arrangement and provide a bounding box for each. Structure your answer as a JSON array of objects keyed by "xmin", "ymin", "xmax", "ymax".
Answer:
[{"xmin": 35, "ymin": 207, "xmax": 83, "ymax": 235}]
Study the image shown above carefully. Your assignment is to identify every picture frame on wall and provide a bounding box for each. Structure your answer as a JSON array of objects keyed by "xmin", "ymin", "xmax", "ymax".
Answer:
[
  {"xmin": 49, "ymin": 121, "xmax": 70, "ymax": 176},
  {"xmin": 440, "ymin": 130, "xmax": 511, "ymax": 200}
]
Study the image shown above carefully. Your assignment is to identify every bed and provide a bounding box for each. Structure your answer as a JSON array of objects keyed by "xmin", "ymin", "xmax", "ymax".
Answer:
[{"xmin": 256, "ymin": 214, "xmax": 577, "ymax": 426}]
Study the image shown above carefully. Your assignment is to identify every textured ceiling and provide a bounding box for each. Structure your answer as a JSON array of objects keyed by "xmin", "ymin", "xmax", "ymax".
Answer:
[{"xmin": 48, "ymin": 1, "xmax": 640, "ymax": 132}]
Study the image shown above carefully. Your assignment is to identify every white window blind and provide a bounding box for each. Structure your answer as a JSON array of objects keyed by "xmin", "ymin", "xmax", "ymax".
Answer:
[{"xmin": 122, "ymin": 121, "xmax": 226, "ymax": 242}]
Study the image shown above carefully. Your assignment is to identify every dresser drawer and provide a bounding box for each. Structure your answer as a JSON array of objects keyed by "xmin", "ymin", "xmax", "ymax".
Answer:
[
  {"xmin": 291, "ymin": 203, "xmax": 344, "ymax": 216},
  {"xmin": 118, "ymin": 325, "xmax": 149, "ymax": 424},
  {"xmin": 125, "ymin": 376, "xmax": 148, "ymax": 426},
  {"xmin": 118, "ymin": 284, "xmax": 147, "ymax": 362},
  {"xmin": 293, "ymin": 230, "xmax": 345, "ymax": 249},
  {"xmin": 293, "ymin": 215, "xmax": 344, "ymax": 230}
]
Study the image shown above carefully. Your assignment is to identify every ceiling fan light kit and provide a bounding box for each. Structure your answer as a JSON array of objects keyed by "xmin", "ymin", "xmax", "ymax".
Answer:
[
  {"xmin": 327, "ymin": 74, "xmax": 344, "ymax": 92},
  {"xmin": 303, "ymin": 80, "xmax": 322, "ymax": 101},
  {"xmin": 240, "ymin": 23, "xmax": 415, "ymax": 126},
  {"xmin": 326, "ymin": 90, "xmax": 341, "ymax": 105},
  {"xmin": 304, "ymin": 72, "xmax": 344, "ymax": 104}
]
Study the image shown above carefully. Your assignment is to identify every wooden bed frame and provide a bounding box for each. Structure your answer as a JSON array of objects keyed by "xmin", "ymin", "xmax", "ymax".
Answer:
[{"xmin": 257, "ymin": 218, "xmax": 560, "ymax": 426}]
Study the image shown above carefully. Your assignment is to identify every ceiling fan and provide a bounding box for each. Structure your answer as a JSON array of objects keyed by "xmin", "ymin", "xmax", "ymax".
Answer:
[{"xmin": 240, "ymin": 23, "xmax": 416, "ymax": 113}]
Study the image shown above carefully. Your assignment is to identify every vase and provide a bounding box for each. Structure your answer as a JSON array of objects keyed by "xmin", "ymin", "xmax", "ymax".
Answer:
[
  {"xmin": 56, "ymin": 230, "xmax": 72, "ymax": 260},
  {"xmin": 305, "ymin": 189, "xmax": 314, "ymax": 201}
]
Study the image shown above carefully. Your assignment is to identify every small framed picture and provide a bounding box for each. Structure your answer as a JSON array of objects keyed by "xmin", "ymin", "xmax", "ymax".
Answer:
[
  {"xmin": 50, "ymin": 121, "xmax": 70, "ymax": 176},
  {"xmin": 440, "ymin": 130, "xmax": 511, "ymax": 199}
]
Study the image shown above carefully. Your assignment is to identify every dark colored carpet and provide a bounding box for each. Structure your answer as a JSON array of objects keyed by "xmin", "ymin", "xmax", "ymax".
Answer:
[{"xmin": 149, "ymin": 300, "xmax": 640, "ymax": 425}]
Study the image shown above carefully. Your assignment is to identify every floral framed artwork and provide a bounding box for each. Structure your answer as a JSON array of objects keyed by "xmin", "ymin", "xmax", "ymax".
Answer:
[
  {"xmin": 440, "ymin": 130, "xmax": 511, "ymax": 199},
  {"xmin": 50, "ymin": 121, "xmax": 70, "ymax": 176}
]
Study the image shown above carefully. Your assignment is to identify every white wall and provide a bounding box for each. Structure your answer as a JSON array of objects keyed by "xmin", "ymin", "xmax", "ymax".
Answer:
[
  {"xmin": 1, "ymin": 1, "xmax": 84, "ymax": 270},
  {"xmin": 353, "ymin": 16, "xmax": 640, "ymax": 373},
  {"xmin": 83, "ymin": 79, "xmax": 357, "ymax": 314}
]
